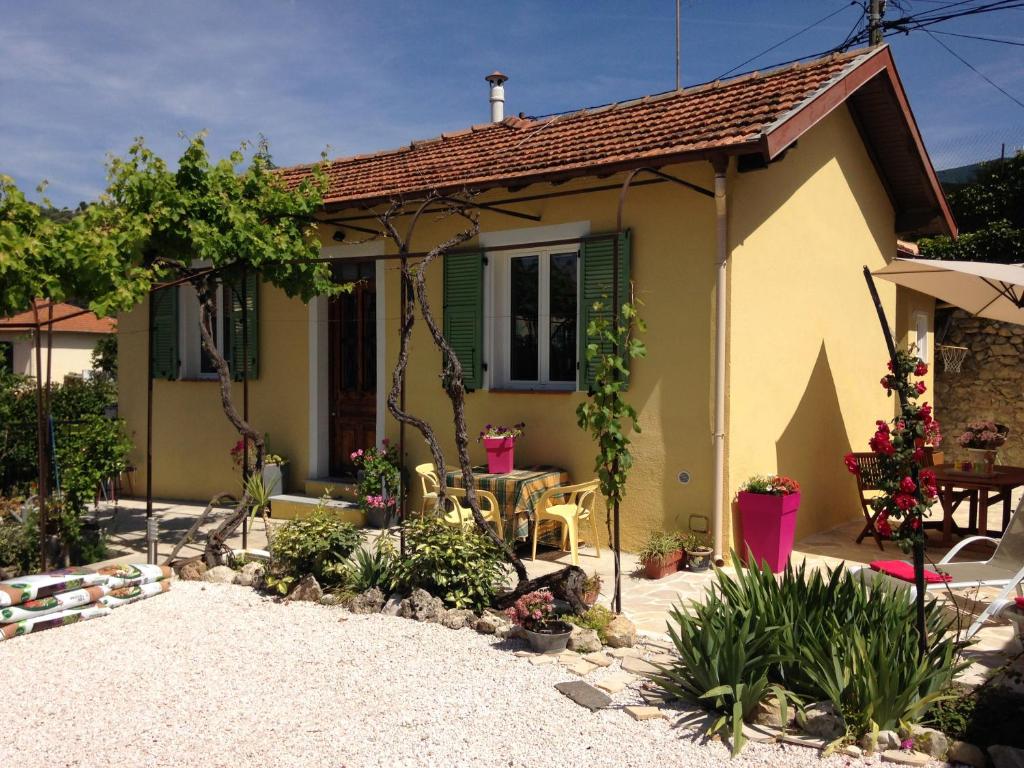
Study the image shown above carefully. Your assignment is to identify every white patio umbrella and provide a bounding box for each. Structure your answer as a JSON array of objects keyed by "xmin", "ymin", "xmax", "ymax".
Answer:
[{"xmin": 874, "ymin": 258, "xmax": 1024, "ymax": 324}]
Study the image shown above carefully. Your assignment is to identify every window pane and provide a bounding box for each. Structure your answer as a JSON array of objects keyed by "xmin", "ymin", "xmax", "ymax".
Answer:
[
  {"xmin": 510, "ymin": 255, "xmax": 539, "ymax": 381},
  {"xmin": 549, "ymin": 252, "xmax": 577, "ymax": 382}
]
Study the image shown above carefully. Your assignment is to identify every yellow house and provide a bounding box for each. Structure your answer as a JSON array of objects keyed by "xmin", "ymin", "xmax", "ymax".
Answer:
[{"xmin": 118, "ymin": 46, "xmax": 955, "ymax": 556}]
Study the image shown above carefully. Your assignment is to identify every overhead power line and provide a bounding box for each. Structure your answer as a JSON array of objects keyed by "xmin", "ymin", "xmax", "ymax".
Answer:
[
  {"xmin": 929, "ymin": 28, "xmax": 1024, "ymax": 45},
  {"xmin": 925, "ymin": 30, "xmax": 1024, "ymax": 110}
]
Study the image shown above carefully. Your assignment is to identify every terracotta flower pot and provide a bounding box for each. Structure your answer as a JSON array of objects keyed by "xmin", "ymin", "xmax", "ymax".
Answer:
[
  {"xmin": 483, "ymin": 436, "xmax": 515, "ymax": 474},
  {"xmin": 643, "ymin": 549, "xmax": 683, "ymax": 579},
  {"xmin": 738, "ymin": 491, "xmax": 800, "ymax": 573}
]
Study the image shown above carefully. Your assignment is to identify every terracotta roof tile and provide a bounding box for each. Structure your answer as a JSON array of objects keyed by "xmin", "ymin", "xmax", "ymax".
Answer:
[
  {"xmin": 0, "ymin": 300, "xmax": 116, "ymax": 334},
  {"xmin": 279, "ymin": 50, "xmax": 873, "ymax": 206}
]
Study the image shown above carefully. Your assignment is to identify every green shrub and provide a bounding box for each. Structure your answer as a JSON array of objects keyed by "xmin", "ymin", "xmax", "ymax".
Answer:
[
  {"xmin": 0, "ymin": 503, "xmax": 39, "ymax": 577},
  {"xmin": 565, "ymin": 605, "xmax": 615, "ymax": 643},
  {"xmin": 344, "ymin": 536, "xmax": 397, "ymax": 593},
  {"xmin": 391, "ymin": 517, "xmax": 507, "ymax": 611},
  {"xmin": 267, "ymin": 507, "xmax": 363, "ymax": 594},
  {"xmin": 658, "ymin": 557, "xmax": 964, "ymax": 754},
  {"xmin": 924, "ymin": 682, "xmax": 1024, "ymax": 749}
]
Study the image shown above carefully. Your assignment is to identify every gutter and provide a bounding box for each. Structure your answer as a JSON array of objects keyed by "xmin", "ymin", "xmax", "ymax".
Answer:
[{"xmin": 711, "ymin": 157, "xmax": 729, "ymax": 563}]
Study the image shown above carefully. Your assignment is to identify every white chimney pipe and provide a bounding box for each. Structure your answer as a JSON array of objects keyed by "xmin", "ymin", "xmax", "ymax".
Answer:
[{"xmin": 485, "ymin": 71, "xmax": 508, "ymax": 123}]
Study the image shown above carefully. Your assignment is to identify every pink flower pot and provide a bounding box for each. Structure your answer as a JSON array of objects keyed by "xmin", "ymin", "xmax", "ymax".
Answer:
[
  {"xmin": 483, "ymin": 436, "xmax": 515, "ymax": 474},
  {"xmin": 738, "ymin": 491, "xmax": 801, "ymax": 573}
]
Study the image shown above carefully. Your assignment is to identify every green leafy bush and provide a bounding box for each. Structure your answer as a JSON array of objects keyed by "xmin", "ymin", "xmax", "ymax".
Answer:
[
  {"xmin": 565, "ymin": 605, "xmax": 615, "ymax": 643},
  {"xmin": 0, "ymin": 502, "xmax": 39, "ymax": 577},
  {"xmin": 924, "ymin": 682, "xmax": 1024, "ymax": 749},
  {"xmin": 391, "ymin": 517, "xmax": 507, "ymax": 611},
  {"xmin": 659, "ymin": 557, "xmax": 964, "ymax": 754},
  {"xmin": 344, "ymin": 536, "xmax": 397, "ymax": 593},
  {"xmin": 267, "ymin": 507, "xmax": 363, "ymax": 594}
]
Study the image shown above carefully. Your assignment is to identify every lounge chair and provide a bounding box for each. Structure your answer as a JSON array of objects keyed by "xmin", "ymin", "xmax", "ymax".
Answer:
[{"xmin": 852, "ymin": 497, "xmax": 1024, "ymax": 639}]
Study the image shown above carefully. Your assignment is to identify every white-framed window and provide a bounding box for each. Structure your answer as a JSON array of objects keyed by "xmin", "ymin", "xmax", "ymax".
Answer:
[
  {"xmin": 178, "ymin": 283, "xmax": 231, "ymax": 379},
  {"xmin": 913, "ymin": 310, "xmax": 929, "ymax": 364},
  {"xmin": 490, "ymin": 246, "xmax": 579, "ymax": 390}
]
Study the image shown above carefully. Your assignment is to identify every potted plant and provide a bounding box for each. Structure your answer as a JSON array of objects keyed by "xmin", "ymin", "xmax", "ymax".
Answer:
[
  {"xmin": 351, "ymin": 439, "xmax": 401, "ymax": 528},
  {"xmin": 478, "ymin": 422, "xmax": 525, "ymax": 474},
  {"xmin": 582, "ymin": 572, "xmax": 602, "ymax": 606},
  {"xmin": 956, "ymin": 421, "xmax": 1008, "ymax": 475},
  {"xmin": 230, "ymin": 436, "xmax": 286, "ymax": 495},
  {"xmin": 736, "ymin": 475, "xmax": 801, "ymax": 573},
  {"xmin": 683, "ymin": 532, "xmax": 713, "ymax": 571},
  {"xmin": 639, "ymin": 530, "xmax": 684, "ymax": 579},
  {"xmin": 505, "ymin": 589, "xmax": 572, "ymax": 654}
]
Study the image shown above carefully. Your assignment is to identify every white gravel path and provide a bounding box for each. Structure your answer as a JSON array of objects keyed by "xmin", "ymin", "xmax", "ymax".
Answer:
[{"xmin": 0, "ymin": 581, "xmax": 893, "ymax": 768}]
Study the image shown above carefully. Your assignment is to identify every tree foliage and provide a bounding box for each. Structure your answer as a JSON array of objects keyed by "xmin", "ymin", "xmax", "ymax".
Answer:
[{"xmin": 920, "ymin": 151, "xmax": 1023, "ymax": 263}]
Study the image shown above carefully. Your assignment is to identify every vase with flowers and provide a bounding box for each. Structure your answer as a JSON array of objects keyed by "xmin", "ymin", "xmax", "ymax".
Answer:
[
  {"xmin": 737, "ymin": 475, "xmax": 801, "ymax": 573},
  {"xmin": 478, "ymin": 422, "xmax": 525, "ymax": 474},
  {"xmin": 957, "ymin": 420, "xmax": 1008, "ymax": 475},
  {"xmin": 505, "ymin": 588, "xmax": 572, "ymax": 653},
  {"xmin": 230, "ymin": 436, "xmax": 286, "ymax": 495},
  {"xmin": 351, "ymin": 439, "xmax": 401, "ymax": 528}
]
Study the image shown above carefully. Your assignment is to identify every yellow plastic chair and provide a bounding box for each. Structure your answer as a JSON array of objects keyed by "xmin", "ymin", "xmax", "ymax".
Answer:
[
  {"xmin": 441, "ymin": 487, "xmax": 504, "ymax": 541},
  {"xmin": 531, "ymin": 480, "xmax": 601, "ymax": 565},
  {"xmin": 414, "ymin": 462, "xmax": 441, "ymax": 518}
]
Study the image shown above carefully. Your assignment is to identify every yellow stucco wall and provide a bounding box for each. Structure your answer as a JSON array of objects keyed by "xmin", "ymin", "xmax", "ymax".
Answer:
[
  {"xmin": 117, "ymin": 102, "xmax": 926, "ymax": 552},
  {"xmin": 118, "ymin": 282, "xmax": 310, "ymax": 502},
  {"xmin": 726, "ymin": 104, "xmax": 917, "ymax": 545}
]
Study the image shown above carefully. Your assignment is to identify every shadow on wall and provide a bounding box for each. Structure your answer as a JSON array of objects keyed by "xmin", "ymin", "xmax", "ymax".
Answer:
[{"xmin": 767, "ymin": 343, "xmax": 857, "ymax": 543}]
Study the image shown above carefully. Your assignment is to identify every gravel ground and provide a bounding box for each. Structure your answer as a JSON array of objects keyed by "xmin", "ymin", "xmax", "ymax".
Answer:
[{"xmin": 0, "ymin": 581, "xmax": 904, "ymax": 768}]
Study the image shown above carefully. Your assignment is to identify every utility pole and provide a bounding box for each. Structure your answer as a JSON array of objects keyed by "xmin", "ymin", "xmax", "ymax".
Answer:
[
  {"xmin": 675, "ymin": 0, "xmax": 681, "ymax": 89},
  {"xmin": 869, "ymin": 0, "xmax": 885, "ymax": 46}
]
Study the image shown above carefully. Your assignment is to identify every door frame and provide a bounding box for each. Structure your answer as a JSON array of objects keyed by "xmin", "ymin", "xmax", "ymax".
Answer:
[{"xmin": 308, "ymin": 241, "xmax": 386, "ymax": 479}]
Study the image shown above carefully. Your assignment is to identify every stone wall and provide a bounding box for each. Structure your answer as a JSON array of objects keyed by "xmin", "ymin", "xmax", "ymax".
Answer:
[{"xmin": 934, "ymin": 309, "xmax": 1024, "ymax": 466}]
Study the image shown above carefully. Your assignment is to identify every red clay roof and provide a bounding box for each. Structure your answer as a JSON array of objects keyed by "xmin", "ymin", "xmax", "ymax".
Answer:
[
  {"xmin": 279, "ymin": 45, "xmax": 954, "ymax": 236},
  {"xmin": 0, "ymin": 300, "xmax": 116, "ymax": 334}
]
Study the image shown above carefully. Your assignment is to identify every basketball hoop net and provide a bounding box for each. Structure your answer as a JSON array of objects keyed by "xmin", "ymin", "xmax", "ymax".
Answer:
[{"xmin": 939, "ymin": 345, "xmax": 968, "ymax": 374}]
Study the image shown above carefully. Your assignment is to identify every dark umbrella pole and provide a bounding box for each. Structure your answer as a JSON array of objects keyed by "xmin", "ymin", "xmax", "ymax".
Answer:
[{"xmin": 863, "ymin": 266, "xmax": 928, "ymax": 658}]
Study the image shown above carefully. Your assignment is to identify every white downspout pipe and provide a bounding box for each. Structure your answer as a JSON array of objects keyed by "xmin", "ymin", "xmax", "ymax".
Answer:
[{"xmin": 711, "ymin": 158, "xmax": 729, "ymax": 563}]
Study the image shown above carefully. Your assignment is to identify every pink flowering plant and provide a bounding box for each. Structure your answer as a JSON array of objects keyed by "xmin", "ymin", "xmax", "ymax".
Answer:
[
  {"xmin": 478, "ymin": 422, "xmax": 526, "ymax": 441},
  {"xmin": 956, "ymin": 420, "xmax": 1007, "ymax": 450},
  {"xmin": 844, "ymin": 349, "xmax": 942, "ymax": 549},
  {"xmin": 351, "ymin": 439, "xmax": 401, "ymax": 515},
  {"xmin": 504, "ymin": 588, "xmax": 557, "ymax": 631}
]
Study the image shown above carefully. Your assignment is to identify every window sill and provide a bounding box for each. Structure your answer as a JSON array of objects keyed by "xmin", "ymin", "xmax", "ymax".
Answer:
[{"xmin": 487, "ymin": 387, "xmax": 577, "ymax": 395}]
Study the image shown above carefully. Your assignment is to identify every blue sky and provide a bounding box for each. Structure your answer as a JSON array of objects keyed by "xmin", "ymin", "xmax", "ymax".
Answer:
[{"xmin": 3, "ymin": 1, "xmax": 1023, "ymax": 208}]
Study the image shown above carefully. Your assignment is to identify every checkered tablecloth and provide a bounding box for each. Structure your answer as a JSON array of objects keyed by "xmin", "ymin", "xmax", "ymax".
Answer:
[{"xmin": 445, "ymin": 465, "xmax": 570, "ymax": 541}]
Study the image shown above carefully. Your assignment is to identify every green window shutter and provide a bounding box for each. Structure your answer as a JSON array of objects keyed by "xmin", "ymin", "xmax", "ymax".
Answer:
[
  {"xmin": 150, "ymin": 287, "xmax": 179, "ymax": 380},
  {"xmin": 443, "ymin": 251, "xmax": 484, "ymax": 390},
  {"xmin": 578, "ymin": 231, "xmax": 632, "ymax": 392},
  {"xmin": 228, "ymin": 268, "xmax": 259, "ymax": 381}
]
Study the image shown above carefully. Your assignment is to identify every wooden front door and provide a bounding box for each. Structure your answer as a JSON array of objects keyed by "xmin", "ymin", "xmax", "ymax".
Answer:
[{"xmin": 329, "ymin": 260, "xmax": 377, "ymax": 477}]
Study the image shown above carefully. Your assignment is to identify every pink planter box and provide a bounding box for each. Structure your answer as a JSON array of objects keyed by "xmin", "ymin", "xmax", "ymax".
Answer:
[
  {"xmin": 738, "ymin": 491, "xmax": 800, "ymax": 573},
  {"xmin": 483, "ymin": 436, "xmax": 515, "ymax": 474}
]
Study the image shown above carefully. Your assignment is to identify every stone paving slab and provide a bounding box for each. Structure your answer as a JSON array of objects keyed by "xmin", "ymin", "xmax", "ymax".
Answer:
[
  {"xmin": 554, "ymin": 681, "xmax": 611, "ymax": 711},
  {"xmin": 595, "ymin": 673, "xmax": 636, "ymax": 694},
  {"xmin": 625, "ymin": 705, "xmax": 668, "ymax": 721},
  {"xmin": 583, "ymin": 652, "xmax": 613, "ymax": 667},
  {"xmin": 620, "ymin": 656, "xmax": 659, "ymax": 676}
]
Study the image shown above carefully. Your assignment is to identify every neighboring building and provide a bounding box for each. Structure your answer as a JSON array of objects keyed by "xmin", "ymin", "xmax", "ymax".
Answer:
[
  {"xmin": 118, "ymin": 46, "xmax": 954, "ymax": 553},
  {"xmin": 0, "ymin": 300, "xmax": 116, "ymax": 381}
]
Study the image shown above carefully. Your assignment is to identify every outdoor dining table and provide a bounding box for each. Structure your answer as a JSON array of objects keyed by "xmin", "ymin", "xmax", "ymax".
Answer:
[
  {"xmin": 444, "ymin": 465, "xmax": 570, "ymax": 542},
  {"xmin": 930, "ymin": 463, "xmax": 1024, "ymax": 547}
]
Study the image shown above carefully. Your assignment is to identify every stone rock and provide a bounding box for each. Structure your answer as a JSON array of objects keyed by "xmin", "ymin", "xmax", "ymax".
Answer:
[
  {"xmin": 475, "ymin": 614, "xmax": 501, "ymax": 635},
  {"xmin": 582, "ymin": 652, "xmax": 613, "ymax": 668},
  {"xmin": 382, "ymin": 595, "xmax": 402, "ymax": 616},
  {"xmin": 608, "ymin": 646, "xmax": 642, "ymax": 659},
  {"xmin": 203, "ymin": 565, "xmax": 237, "ymax": 584},
  {"xmin": 620, "ymin": 656, "xmax": 659, "ymax": 676},
  {"xmin": 398, "ymin": 588, "xmax": 445, "ymax": 622},
  {"xmin": 562, "ymin": 658, "xmax": 598, "ymax": 676},
  {"xmin": 780, "ymin": 733, "xmax": 830, "ymax": 750},
  {"xmin": 288, "ymin": 574, "xmax": 322, "ymax": 602},
  {"xmin": 990, "ymin": 745, "xmax": 1024, "ymax": 768},
  {"xmin": 178, "ymin": 561, "xmax": 207, "ymax": 581},
  {"xmin": 948, "ymin": 741, "xmax": 986, "ymax": 768},
  {"xmin": 796, "ymin": 701, "xmax": 846, "ymax": 741},
  {"xmin": 529, "ymin": 655, "xmax": 556, "ymax": 666},
  {"xmin": 880, "ymin": 749, "xmax": 931, "ymax": 766},
  {"xmin": 863, "ymin": 730, "xmax": 902, "ymax": 752},
  {"xmin": 234, "ymin": 561, "xmax": 265, "ymax": 588},
  {"xmin": 568, "ymin": 625, "xmax": 602, "ymax": 654},
  {"xmin": 625, "ymin": 705, "xmax": 668, "ymax": 722},
  {"xmin": 910, "ymin": 725, "xmax": 948, "ymax": 759},
  {"xmin": 554, "ymin": 681, "xmax": 612, "ymax": 711},
  {"xmin": 843, "ymin": 745, "xmax": 863, "ymax": 758},
  {"xmin": 604, "ymin": 615, "xmax": 638, "ymax": 648},
  {"xmin": 439, "ymin": 608, "xmax": 477, "ymax": 630},
  {"xmin": 349, "ymin": 587, "xmax": 386, "ymax": 614},
  {"xmin": 319, "ymin": 593, "xmax": 346, "ymax": 606},
  {"xmin": 751, "ymin": 696, "xmax": 796, "ymax": 729},
  {"xmin": 595, "ymin": 674, "xmax": 634, "ymax": 694}
]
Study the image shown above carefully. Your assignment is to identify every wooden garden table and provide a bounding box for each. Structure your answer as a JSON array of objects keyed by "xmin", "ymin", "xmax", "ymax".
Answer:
[
  {"xmin": 929, "ymin": 464, "xmax": 1024, "ymax": 547},
  {"xmin": 445, "ymin": 465, "xmax": 570, "ymax": 541}
]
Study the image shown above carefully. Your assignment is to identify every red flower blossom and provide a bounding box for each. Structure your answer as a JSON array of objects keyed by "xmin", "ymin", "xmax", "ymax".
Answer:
[
  {"xmin": 912, "ymin": 448, "xmax": 925, "ymax": 463},
  {"xmin": 844, "ymin": 453, "xmax": 860, "ymax": 475},
  {"xmin": 899, "ymin": 476, "xmax": 916, "ymax": 493},
  {"xmin": 881, "ymin": 376, "xmax": 891, "ymax": 390},
  {"xmin": 915, "ymin": 381, "xmax": 927, "ymax": 395},
  {"xmin": 915, "ymin": 362, "xmax": 928, "ymax": 376},
  {"xmin": 877, "ymin": 514, "xmax": 892, "ymax": 537},
  {"xmin": 895, "ymin": 493, "xmax": 916, "ymax": 511}
]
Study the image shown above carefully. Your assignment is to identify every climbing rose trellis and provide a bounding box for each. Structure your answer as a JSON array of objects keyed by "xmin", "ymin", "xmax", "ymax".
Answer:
[{"xmin": 845, "ymin": 348, "xmax": 943, "ymax": 549}]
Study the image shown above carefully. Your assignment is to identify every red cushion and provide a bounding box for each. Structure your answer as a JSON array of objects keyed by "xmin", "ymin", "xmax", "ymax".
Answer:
[
  {"xmin": 1015, "ymin": 596, "xmax": 1024, "ymax": 609},
  {"xmin": 869, "ymin": 560, "xmax": 952, "ymax": 584}
]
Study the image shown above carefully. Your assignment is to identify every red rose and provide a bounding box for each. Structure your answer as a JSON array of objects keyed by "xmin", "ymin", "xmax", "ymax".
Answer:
[
  {"xmin": 899, "ymin": 476, "xmax": 916, "ymax": 493},
  {"xmin": 844, "ymin": 453, "xmax": 860, "ymax": 475},
  {"xmin": 895, "ymin": 493, "xmax": 916, "ymax": 511},
  {"xmin": 881, "ymin": 376, "xmax": 891, "ymax": 390},
  {"xmin": 915, "ymin": 381, "xmax": 927, "ymax": 395},
  {"xmin": 915, "ymin": 362, "xmax": 928, "ymax": 376}
]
